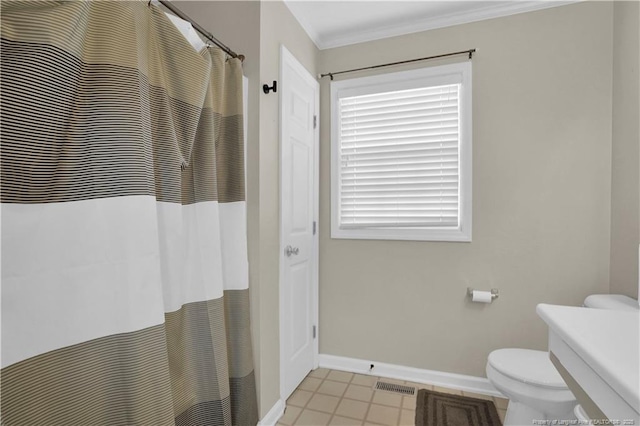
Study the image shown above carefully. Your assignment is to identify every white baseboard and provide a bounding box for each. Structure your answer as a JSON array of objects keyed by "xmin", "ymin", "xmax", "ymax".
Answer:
[
  {"xmin": 257, "ymin": 398, "xmax": 285, "ymax": 426},
  {"xmin": 319, "ymin": 353, "xmax": 504, "ymax": 398}
]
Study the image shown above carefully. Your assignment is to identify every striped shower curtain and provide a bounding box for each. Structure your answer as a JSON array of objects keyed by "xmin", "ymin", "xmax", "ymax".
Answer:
[{"xmin": 1, "ymin": 1, "xmax": 258, "ymax": 425}]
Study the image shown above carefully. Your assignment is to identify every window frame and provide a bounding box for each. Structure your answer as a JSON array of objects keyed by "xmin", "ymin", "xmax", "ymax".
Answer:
[{"xmin": 330, "ymin": 61, "xmax": 472, "ymax": 242}]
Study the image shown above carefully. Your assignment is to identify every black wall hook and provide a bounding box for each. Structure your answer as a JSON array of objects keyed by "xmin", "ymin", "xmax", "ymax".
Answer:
[{"xmin": 263, "ymin": 81, "xmax": 277, "ymax": 94}]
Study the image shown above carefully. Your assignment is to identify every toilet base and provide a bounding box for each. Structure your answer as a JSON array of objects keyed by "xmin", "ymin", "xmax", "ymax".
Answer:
[{"xmin": 504, "ymin": 401, "xmax": 576, "ymax": 426}]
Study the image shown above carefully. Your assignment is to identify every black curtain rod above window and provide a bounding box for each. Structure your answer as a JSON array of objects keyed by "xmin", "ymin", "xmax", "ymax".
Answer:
[
  {"xmin": 156, "ymin": 0, "xmax": 244, "ymax": 62},
  {"xmin": 319, "ymin": 48, "xmax": 475, "ymax": 80}
]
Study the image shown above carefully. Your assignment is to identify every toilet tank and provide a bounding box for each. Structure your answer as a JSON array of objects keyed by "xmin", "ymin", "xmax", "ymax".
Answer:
[
  {"xmin": 583, "ymin": 294, "xmax": 639, "ymax": 311},
  {"xmin": 584, "ymin": 245, "xmax": 640, "ymax": 310}
]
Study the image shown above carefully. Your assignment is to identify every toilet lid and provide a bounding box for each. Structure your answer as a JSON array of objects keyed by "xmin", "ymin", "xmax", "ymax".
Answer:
[{"xmin": 488, "ymin": 349, "xmax": 568, "ymax": 389}]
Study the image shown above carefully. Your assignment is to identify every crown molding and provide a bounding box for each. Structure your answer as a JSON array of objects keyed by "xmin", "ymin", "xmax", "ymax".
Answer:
[
  {"xmin": 285, "ymin": 1, "xmax": 582, "ymax": 51},
  {"xmin": 282, "ymin": 0, "xmax": 323, "ymax": 50}
]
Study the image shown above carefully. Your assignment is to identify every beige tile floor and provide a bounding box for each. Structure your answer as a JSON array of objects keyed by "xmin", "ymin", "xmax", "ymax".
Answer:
[{"xmin": 279, "ymin": 368, "xmax": 509, "ymax": 426}]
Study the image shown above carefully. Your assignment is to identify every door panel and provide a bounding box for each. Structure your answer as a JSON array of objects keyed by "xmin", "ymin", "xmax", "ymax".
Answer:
[
  {"xmin": 290, "ymin": 262, "xmax": 310, "ymax": 356},
  {"xmin": 292, "ymin": 142, "xmax": 310, "ymax": 232},
  {"xmin": 280, "ymin": 46, "xmax": 319, "ymax": 400}
]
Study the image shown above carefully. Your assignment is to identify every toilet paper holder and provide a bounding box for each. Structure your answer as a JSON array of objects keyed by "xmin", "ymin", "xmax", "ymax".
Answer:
[{"xmin": 467, "ymin": 287, "xmax": 499, "ymax": 300}]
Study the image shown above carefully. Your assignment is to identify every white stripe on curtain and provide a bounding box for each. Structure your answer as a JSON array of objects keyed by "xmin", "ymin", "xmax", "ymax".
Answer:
[
  {"xmin": 2, "ymin": 196, "xmax": 165, "ymax": 368},
  {"xmin": 1, "ymin": 198, "xmax": 248, "ymax": 369}
]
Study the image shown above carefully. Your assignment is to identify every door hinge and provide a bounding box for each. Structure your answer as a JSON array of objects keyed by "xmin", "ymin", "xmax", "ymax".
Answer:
[
  {"xmin": 313, "ymin": 115, "xmax": 317, "ymax": 129},
  {"xmin": 313, "ymin": 325, "xmax": 317, "ymax": 339},
  {"xmin": 313, "ymin": 221, "xmax": 316, "ymax": 235}
]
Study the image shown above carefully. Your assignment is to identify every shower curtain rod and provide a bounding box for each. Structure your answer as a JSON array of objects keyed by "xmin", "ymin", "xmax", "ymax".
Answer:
[
  {"xmin": 156, "ymin": 0, "xmax": 244, "ymax": 62},
  {"xmin": 319, "ymin": 48, "xmax": 475, "ymax": 80}
]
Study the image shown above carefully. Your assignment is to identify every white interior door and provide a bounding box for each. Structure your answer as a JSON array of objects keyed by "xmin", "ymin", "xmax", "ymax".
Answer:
[{"xmin": 279, "ymin": 45, "xmax": 319, "ymax": 400}]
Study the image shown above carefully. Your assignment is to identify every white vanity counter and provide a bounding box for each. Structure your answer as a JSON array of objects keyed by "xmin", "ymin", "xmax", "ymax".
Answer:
[{"xmin": 537, "ymin": 304, "xmax": 639, "ymax": 423}]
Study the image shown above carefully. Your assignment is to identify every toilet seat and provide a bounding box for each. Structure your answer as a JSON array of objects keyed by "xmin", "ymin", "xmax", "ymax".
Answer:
[
  {"xmin": 487, "ymin": 348, "xmax": 567, "ymax": 389},
  {"xmin": 486, "ymin": 348, "xmax": 577, "ymax": 424},
  {"xmin": 486, "ymin": 362, "xmax": 576, "ymax": 405}
]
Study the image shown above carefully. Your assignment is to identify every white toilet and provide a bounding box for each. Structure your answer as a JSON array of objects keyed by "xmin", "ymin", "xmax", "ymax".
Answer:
[
  {"xmin": 487, "ymin": 293, "xmax": 638, "ymax": 426},
  {"xmin": 486, "ymin": 348, "xmax": 576, "ymax": 424}
]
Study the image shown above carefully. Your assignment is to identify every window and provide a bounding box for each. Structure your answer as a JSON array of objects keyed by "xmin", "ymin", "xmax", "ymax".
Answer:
[{"xmin": 331, "ymin": 62, "xmax": 472, "ymax": 242}]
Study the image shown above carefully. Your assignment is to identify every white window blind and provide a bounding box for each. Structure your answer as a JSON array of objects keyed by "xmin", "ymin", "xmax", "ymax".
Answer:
[
  {"xmin": 331, "ymin": 62, "xmax": 472, "ymax": 242},
  {"xmin": 338, "ymin": 83, "xmax": 460, "ymax": 229}
]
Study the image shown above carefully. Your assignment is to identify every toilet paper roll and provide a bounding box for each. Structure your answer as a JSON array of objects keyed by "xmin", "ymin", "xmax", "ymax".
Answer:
[{"xmin": 472, "ymin": 290, "xmax": 493, "ymax": 303}]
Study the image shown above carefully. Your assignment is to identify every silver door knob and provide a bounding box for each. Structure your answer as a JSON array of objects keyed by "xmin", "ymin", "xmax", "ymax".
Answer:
[{"xmin": 285, "ymin": 245, "xmax": 299, "ymax": 257}]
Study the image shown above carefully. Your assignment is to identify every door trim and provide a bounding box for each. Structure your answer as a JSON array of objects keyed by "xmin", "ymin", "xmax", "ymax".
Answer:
[{"xmin": 278, "ymin": 44, "xmax": 320, "ymax": 401}]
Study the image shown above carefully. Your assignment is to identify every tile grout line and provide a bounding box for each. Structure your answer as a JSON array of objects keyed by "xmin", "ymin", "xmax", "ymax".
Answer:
[
  {"xmin": 312, "ymin": 370, "xmax": 355, "ymax": 425},
  {"xmin": 329, "ymin": 372, "xmax": 348, "ymax": 424},
  {"xmin": 286, "ymin": 392, "xmax": 307, "ymax": 426},
  {"xmin": 325, "ymin": 373, "xmax": 348, "ymax": 426},
  {"xmin": 333, "ymin": 372, "xmax": 362, "ymax": 425},
  {"xmin": 361, "ymin": 376, "xmax": 376, "ymax": 426},
  {"xmin": 290, "ymin": 374, "xmax": 323, "ymax": 425}
]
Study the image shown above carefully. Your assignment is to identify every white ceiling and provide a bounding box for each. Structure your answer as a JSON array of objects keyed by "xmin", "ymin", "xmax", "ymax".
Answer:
[{"xmin": 283, "ymin": 1, "xmax": 579, "ymax": 50}]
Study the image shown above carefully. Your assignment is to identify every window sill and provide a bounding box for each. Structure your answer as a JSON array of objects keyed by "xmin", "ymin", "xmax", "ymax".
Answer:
[{"xmin": 330, "ymin": 227, "xmax": 472, "ymax": 242}]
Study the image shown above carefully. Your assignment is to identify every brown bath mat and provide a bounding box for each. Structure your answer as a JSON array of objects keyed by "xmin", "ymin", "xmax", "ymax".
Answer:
[{"xmin": 415, "ymin": 389, "xmax": 502, "ymax": 426}]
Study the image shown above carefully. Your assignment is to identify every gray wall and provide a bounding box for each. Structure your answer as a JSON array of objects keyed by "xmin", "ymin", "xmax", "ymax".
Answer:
[
  {"xmin": 318, "ymin": 2, "xmax": 613, "ymax": 377},
  {"xmin": 257, "ymin": 0, "xmax": 319, "ymax": 416},
  {"xmin": 610, "ymin": 0, "xmax": 640, "ymax": 299}
]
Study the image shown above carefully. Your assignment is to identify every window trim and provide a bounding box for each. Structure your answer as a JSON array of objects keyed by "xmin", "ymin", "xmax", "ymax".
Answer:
[{"xmin": 330, "ymin": 62, "xmax": 472, "ymax": 242}]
